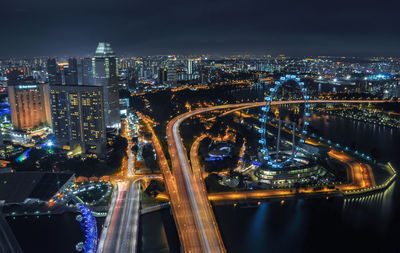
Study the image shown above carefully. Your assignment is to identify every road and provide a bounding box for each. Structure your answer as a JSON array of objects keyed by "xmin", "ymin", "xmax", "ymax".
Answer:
[
  {"xmin": 97, "ymin": 180, "xmax": 140, "ymax": 253},
  {"xmin": 139, "ymin": 112, "xmax": 205, "ymax": 253},
  {"xmin": 328, "ymin": 149, "xmax": 375, "ymax": 190},
  {"xmin": 97, "ymin": 110, "xmax": 166, "ymax": 253},
  {"xmin": 186, "ymin": 147, "xmax": 377, "ymax": 202},
  {"xmin": 127, "ymin": 145, "xmax": 135, "ymax": 177},
  {"xmin": 168, "ymin": 111, "xmax": 231, "ymax": 253},
  {"xmin": 190, "ymin": 134, "xmax": 208, "ymax": 179},
  {"xmin": 189, "ymin": 133, "xmax": 376, "ymax": 204},
  {"xmin": 141, "ymin": 100, "xmax": 388, "ymax": 253},
  {"xmin": 97, "ymin": 174, "xmax": 163, "ymax": 253}
]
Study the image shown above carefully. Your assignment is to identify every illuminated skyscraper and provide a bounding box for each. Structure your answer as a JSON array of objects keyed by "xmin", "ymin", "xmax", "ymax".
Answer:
[
  {"xmin": 166, "ymin": 56, "xmax": 177, "ymax": 86},
  {"xmin": 47, "ymin": 58, "xmax": 61, "ymax": 84},
  {"xmin": 81, "ymin": 57, "xmax": 94, "ymax": 85},
  {"xmin": 7, "ymin": 69, "xmax": 52, "ymax": 130},
  {"xmin": 158, "ymin": 68, "xmax": 168, "ymax": 84},
  {"xmin": 187, "ymin": 59, "xmax": 194, "ymax": 75},
  {"xmin": 50, "ymin": 85, "xmax": 106, "ymax": 157},
  {"xmin": 92, "ymin": 42, "xmax": 120, "ymax": 127},
  {"xmin": 6, "ymin": 69, "xmax": 25, "ymax": 85},
  {"xmin": 65, "ymin": 57, "xmax": 78, "ymax": 84}
]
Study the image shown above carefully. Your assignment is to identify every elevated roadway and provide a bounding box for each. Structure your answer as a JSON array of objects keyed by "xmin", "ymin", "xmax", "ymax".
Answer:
[
  {"xmin": 97, "ymin": 181, "xmax": 140, "ymax": 253},
  {"xmin": 165, "ymin": 100, "xmax": 388, "ymax": 251},
  {"xmin": 139, "ymin": 113, "xmax": 205, "ymax": 253},
  {"xmin": 97, "ymin": 175, "xmax": 162, "ymax": 253},
  {"xmin": 141, "ymin": 100, "xmax": 389, "ymax": 253},
  {"xmin": 127, "ymin": 145, "xmax": 135, "ymax": 177}
]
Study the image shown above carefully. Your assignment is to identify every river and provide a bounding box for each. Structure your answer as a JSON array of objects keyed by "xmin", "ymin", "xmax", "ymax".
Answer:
[
  {"xmin": 6, "ymin": 213, "xmax": 104, "ymax": 253},
  {"xmin": 6, "ymin": 86, "xmax": 400, "ymax": 252},
  {"xmin": 213, "ymin": 113, "xmax": 400, "ymax": 253}
]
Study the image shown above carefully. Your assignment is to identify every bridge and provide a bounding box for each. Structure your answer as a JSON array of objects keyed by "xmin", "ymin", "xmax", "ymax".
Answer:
[
  {"xmin": 97, "ymin": 175, "xmax": 162, "ymax": 253},
  {"xmin": 140, "ymin": 202, "xmax": 170, "ymax": 215},
  {"xmin": 139, "ymin": 112, "xmax": 208, "ymax": 253}
]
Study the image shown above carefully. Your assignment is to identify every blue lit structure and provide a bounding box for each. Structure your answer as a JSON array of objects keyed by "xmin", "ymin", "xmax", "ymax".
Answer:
[
  {"xmin": 258, "ymin": 75, "xmax": 310, "ymax": 169},
  {"xmin": 367, "ymin": 74, "xmax": 391, "ymax": 80},
  {"xmin": 16, "ymin": 149, "xmax": 31, "ymax": 162},
  {"xmin": 0, "ymin": 104, "xmax": 10, "ymax": 117},
  {"xmin": 0, "ymin": 103, "xmax": 10, "ymax": 123},
  {"xmin": 76, "ymin": 203, "xmax": 98, "ymax": 253}
]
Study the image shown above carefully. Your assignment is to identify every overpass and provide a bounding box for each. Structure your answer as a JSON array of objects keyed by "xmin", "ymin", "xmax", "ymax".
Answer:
[
  {"xmin": 165, "ymin": 99, "xmax": 391, "ymax": 252},
  {"xmin": 208, "ymin": 99, "xmax": 390, "ymax": 121},
  {"xmin": 97, "ymin": 175, "xmax": 162, "ymax": 253},
  {"xmin": 139, "ymin": 112, "xmax": 207, "ymax": 253}
]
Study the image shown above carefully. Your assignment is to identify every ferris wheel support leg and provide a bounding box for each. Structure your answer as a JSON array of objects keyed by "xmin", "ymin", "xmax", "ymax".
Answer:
[
  {"xmin": 276, "ymin": 120, "xmax": 282, "ymax": 161},
  {"xmin": 291, "ymin": 122, "xmax": 296, "ymax": 160}
]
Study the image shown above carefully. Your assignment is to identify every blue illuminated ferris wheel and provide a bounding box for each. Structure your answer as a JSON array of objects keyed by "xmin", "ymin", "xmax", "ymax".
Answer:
[
  {"xmin": 258, "ymin": 75, "xmax": 311, "ymax": 169},
  {"xmin": 75, "ymin": 203, "xmax": 98, "ymax": 253}
]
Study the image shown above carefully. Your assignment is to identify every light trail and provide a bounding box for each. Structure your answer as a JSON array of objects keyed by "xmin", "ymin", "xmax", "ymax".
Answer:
[
  {"xmin": 139, "ymin": 112, "xmax": 204, "ymax": 252},
  {"xmin": 97, "ymin": 176, "xmax": 161, "ymax": 253},
  {"xmin": 127, "ymin": 145, "xmax": 135, "ymax": 177},
  {"xmin": 168, "ymin": 112, "xmax": 227, "ymax": 252},
  {"xmin": 141, "ymin": 100, "xmax": 390, "ymax": 253}
]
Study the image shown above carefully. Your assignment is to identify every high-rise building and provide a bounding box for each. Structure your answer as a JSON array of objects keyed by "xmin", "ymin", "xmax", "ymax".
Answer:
[
  {"xmin": 6, "ymin": 69, "xmax": 25, "ymax": 85},
  {"xmin": 58, "ymin": 63, "xmax": 68, "ymax": 85},
  {"xmin": 81, "ymin": 57, "xmax": 94, "ymax": 85},
  {"xmin": 126, "ymin": 66, "xmax": 138, "ymax": 91},
  {"xmin": 187, "ymin": 59, "xmax": 194, "ymax": 75},
  {"xmin": 65, "ymin": 57, "xmax": 78, "ymax": 84},
  {"xmin": 50, "ymin": 85, "xmax": 106, "ymax": 157},
  {"xmin": 0, "ymin": 126, "xmax": 3, "ymax": 147},
  {"xmin": 158, "ymin": 68, "xmax": 168, "ymax": 84},
  {"xmin": 166, "ymin": 57, "xmax": 177, "ymax": 86},
  {"xmin": 92, "ymin": 42, "xmax": 120, "ymax": 127},
  {"xmin": 47, "ymin": 58, "xmax": 61, "ymax": 84},
  {"xmin": 7, "ymin": 69, "xmax": 52, "ymax": 130}
]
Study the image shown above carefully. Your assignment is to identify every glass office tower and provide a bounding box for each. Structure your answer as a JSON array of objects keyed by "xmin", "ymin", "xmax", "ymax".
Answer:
[{"xmin": 92, "ymin": 42, "xmax": 120, "ymax": 128}]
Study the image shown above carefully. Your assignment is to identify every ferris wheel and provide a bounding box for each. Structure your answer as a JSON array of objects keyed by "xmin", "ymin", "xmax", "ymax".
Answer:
[{"xmin": 258, "ymin": 74, "xmax": 311, "ymax": 169}]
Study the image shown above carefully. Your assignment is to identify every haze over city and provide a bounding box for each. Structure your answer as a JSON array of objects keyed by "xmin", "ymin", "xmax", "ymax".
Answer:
[{"xmin": 1, "ymin": 0, "xmax": 400, "ymax": 57}]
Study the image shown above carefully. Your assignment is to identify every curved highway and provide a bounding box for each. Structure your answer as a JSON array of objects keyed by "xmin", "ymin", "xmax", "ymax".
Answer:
[{"xmin": 166, "ymin": 99, "xmax": 389, "ymax": 252}]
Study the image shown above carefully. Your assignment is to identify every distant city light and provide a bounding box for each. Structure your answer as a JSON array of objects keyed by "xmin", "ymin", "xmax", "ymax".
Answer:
[{"xmin": 46, "ymin": 140, "xmax": 54, "ymax": 147}]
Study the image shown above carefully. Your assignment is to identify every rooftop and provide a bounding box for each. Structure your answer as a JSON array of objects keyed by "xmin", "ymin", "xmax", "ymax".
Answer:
[
  {"xmin": 94, "ymin": 42, "xmax": 115, "ymax": 58},
  {"xmin": 0, "ymin": 172, "xmax": 74, "ymax": 204}
]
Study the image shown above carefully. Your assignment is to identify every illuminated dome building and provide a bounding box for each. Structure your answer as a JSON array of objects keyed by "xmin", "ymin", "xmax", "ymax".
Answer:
[{"xmin": 255, "ymin": 152, "xmax": 322, "ymax": 186}]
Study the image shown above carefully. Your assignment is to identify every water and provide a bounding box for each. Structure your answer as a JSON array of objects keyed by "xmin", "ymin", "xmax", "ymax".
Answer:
[
  {"xmin": 213, "ymin": 114, "xmax": 400, "ymax": 253},
  {"xmin": 7, "ymin": 85, "xmax": 400, "ymax": 252},
  {"xmin": 139, "ymin": 88, "xmax": 400, "ymax": 253},
  {"xmin": 6, "ymin": 213, "xmax": 84, "ymax": 253},
  {"xmin": 309, "ymin": 113, "xmax": 400, "ymax": 165},
  {"xmin": 139, "ymin": 208, "xmax": 180, "ymax": 253}
]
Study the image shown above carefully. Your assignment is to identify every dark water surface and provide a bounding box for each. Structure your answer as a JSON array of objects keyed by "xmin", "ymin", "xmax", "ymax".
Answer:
[
  {"xmin": 6, "ymin": 213, "xmax": 105, "ymax": 253},
  {"xmin": 142, "ymin": 88, "xmax": 400, "ymax": 253},
  {"xmin": 6, "ymin": 85, "xmax": 400, "ymax": 253},
  {"xmin": 213, "ymin": 113, "xmax": 400, "ymax": 253}
]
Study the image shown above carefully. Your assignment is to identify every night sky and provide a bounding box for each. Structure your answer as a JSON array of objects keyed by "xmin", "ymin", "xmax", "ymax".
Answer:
[{"xmin": 1, "ymin": 0, "xmax": 399, "ymax": 57}]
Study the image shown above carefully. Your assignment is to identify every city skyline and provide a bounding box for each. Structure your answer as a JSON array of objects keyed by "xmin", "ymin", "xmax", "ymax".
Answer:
[
  {"xmin": 1, "ymin": 1, "xmax": 400, "ymax": 252},
  {"xmin": 1, "ymin": 0, "xmax": 400, "ymax": 57}
]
